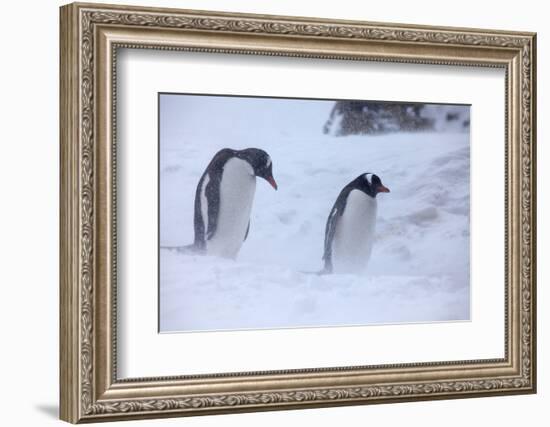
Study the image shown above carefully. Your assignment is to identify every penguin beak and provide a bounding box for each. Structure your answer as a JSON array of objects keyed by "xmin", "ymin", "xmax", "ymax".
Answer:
[
  {"xmin": 377, "ymin": 185, "xmax": 390, "ymax": 193},
  {"xmin": 266, "ymin": 175, "xmax": 278, "ymax": 190}
]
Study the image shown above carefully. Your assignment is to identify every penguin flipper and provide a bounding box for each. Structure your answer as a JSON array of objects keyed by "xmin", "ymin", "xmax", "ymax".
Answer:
[
  {"xmin": 322, "ymin": 205, "xmax": 339, "ymax": 271},
  {"xmin": 243, "ymin": 220, "xmax": 250, "ymax": 241},
  {"xmin": 205, "ymin": 174, "xmax": 221, "ymax": 241},
  {"xmin": 193, "ymin": 173, "xmax": 208, "ymax": 247}
]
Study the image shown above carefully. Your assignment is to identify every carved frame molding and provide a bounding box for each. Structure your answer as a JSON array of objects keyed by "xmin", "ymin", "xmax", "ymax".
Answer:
[{"xmin": 60, "ymin": 2, "xmax": 536, "ymax": 423}]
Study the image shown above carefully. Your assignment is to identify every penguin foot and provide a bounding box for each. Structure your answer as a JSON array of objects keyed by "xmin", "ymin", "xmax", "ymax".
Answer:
[
  {"xmin": 299, "ymin": 268, "xmax": 332, "ymax": 276},
  {"xmin": 160, "ymin": 244, "xmax": 201, "ymax": 255}
]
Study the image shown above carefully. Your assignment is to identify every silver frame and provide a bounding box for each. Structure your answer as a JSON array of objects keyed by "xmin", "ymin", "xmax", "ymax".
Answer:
[{"xmin": 60, "ymin": 2, "xmax": 536, "ymax": 423}]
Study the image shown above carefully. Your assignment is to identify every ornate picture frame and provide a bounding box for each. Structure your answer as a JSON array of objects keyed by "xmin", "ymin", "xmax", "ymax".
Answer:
[{"xmin": 60, "ymin": 2, "xmax": 536, "ymax": 423}]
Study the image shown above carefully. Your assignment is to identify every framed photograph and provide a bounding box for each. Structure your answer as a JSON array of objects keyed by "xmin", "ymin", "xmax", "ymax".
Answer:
[{"xmin": 60, "ymin": 2, "xmax": 536, "ymax": 423}]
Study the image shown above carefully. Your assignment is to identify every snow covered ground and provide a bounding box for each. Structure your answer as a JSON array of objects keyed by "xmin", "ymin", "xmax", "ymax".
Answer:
[{"xmin": 159, "ymin": 95, "xmax": 470, "ymax": 332}]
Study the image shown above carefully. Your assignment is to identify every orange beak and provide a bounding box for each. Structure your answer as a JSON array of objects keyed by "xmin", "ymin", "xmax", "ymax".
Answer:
[
  {"xmin": 377, "ymin": 185, "xmax": 390, "ymax": 193},
  {"xmin": 266, "ymin": 176, "xmax": 278, "ymax": 190}
]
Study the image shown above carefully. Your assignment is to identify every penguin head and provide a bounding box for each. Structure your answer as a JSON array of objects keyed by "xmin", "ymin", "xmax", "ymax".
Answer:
[
  {"xmin": 355, "ymin": 173, "xmax": 390, "ymax": 198},
  {"xmin": 239, "ymin": 148, "xmax": 278, "ymax": 190}
]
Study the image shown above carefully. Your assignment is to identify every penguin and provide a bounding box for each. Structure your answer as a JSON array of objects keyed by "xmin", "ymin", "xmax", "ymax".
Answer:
[
  {"xmin": 322, "ymin": 173, "xmax": 390, "ymax": 274},
  {"xmin": 191, "ymin": 148, "xmax": 277, "ymax": 259}
]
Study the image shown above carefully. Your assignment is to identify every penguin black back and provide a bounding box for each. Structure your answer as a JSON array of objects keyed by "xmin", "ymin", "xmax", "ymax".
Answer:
[{"xmin": 192, "ymin": 149, "xmax": 235, "ymax": 250}]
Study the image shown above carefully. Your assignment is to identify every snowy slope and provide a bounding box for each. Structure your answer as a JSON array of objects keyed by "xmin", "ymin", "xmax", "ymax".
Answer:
[{"xmin": 159, "ymin": 95, "xmax": 470, "ymax": 332}]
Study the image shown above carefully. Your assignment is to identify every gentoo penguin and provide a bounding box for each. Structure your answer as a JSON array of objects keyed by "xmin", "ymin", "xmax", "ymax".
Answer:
[
  {"xmin": 192, "ymin": 148, "xmax": 277, "ymax": 259},
  {"xmin": 322, "ymin": 173, "xmax": 390, "ymax": 274}
]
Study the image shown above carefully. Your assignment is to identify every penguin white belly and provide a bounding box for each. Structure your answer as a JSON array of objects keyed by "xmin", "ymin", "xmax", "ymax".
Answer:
[
  {"xmin": 333, "ymin": 190, "xmax": 377, "ymax": 274},
  {"xmin": 206, "ymin": 158, "xmax": 256, "ymax": 259}
]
